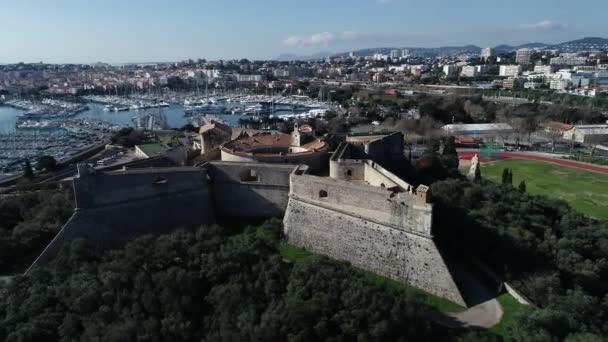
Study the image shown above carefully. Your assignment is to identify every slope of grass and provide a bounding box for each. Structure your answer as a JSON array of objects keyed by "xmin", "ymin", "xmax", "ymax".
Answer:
[
  {"xmin": 481, "ymin": 159, "xmax": 608, "ymax": 220},
  {"xmin": 490, "ymin": 293, "xmax": 524, "ymax": 337},
  {"xmin": 278, "ymin": 243, "xmax": 465, "ymax": 313}
]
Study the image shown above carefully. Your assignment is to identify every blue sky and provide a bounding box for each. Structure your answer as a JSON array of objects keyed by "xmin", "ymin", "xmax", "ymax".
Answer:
[{"xmin": 0, "ymin": 0, "xmax": 606, "ymax": 63}]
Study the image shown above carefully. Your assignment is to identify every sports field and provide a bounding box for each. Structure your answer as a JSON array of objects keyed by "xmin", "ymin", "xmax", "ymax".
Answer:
[{"xmin": 481, "ymin": 159, "xmax": 608, "ymax": 220}]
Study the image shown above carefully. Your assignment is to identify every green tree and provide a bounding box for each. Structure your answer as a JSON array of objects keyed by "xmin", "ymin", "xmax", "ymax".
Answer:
[
  {"xmin": 23, "ymin": 160, "xmax": 34, "ymax": 179},
  {"xmin": 501, "ymin": 168, "xmax": 509, "ymax": 185},
  {"xmin": 36, "ymin": 155, "xmax": 57, "ymax": 172},
  {"xmin": 474, "ymin": 163, "xmax": 482, "ymax": 183},
  {"xmin": 518, "ymin": 180, "xmax": 527, "ymax": 193}
]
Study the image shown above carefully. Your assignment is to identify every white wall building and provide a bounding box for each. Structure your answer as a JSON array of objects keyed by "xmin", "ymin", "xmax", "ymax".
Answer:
[
  {"xmin": 515, "ymin": 48, "xmax": 531, "ymax": 65},
  {"xmin": 534, "ymin": 65, "xmax": 553, "ymax": 75},
  {"xmin": 443, "ymin": 65, "xmax": 458, "ymax": 76},
  {"xmin": 460, "ymin": 66, "xmax": 478, "ymax": 78},
  {"xmin": 499, "ymin": 65, "xmax": 523, "ymax": 77},
  {"xmin": 550, "ymin": 56, "xmax": 587, "ymax": 66},
  {"xmin": 481, "ymin": 47, "xmax": 494, "ymax": 60}
]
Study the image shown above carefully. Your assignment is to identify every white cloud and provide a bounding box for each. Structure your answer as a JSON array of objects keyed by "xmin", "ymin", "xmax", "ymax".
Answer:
[
  {"xmin": 283, "ymin": 31, "xmax": 368, "ymax": 47},
  {"xmin": 520, "ymin": 20, "xmax": 566, "ymax": 30}
]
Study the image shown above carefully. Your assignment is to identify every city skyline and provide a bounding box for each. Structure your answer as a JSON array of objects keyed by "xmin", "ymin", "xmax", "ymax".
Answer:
[{"xmin": 1, "ymin": 0, "xmax": 607, "ymax": 64}]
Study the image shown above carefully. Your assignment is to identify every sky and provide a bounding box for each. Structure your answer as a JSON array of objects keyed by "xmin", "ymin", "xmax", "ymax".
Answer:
[{"xmin": 0, "ymin": 0, "xmax": 607, "ymax": 64}]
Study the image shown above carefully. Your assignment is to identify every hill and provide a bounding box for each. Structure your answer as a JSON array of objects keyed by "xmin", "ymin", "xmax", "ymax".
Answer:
[
  {"xmin": 548, "ymin": 37, "xmax": 608, "ymax": 52},
  {"xmin": 279, "ymin": 37, "xmax": 608, "ymax": 60}
]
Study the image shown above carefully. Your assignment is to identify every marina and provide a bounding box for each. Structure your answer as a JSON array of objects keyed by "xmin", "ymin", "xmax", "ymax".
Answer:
[
  {"xmin": 0, "ymin": 94, "xmax": 331, "ymax": 175},
  {"xmin": 0, "ymin": 94, "xmax": 330, "ymax": 133},
  {"xmin": 0, "ymin": 118, "xmax": 117, "ymax": 173}
]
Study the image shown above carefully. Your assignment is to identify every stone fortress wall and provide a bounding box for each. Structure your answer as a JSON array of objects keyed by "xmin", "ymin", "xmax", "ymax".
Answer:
[
  {"xmin": 283, "ymin": 143, "xmax": 466, "ymax": 306},
  {"xmin": 29, "ymin": 162, "xmax": 294, "ymax": 270},
  {"xmin": 27, "ymin": 133, "xmax": 466, "ymax": 306},
  {"xmin": 29, "ymin": 165, "xmax": 216, "ymax": 269},
  {"xmin": 206, "ymin": 161, "xmax": 295, "ymax": 218}
]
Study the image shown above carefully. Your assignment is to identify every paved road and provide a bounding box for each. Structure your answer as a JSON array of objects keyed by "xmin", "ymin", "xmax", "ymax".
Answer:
[
  {"xmin": 430, "ymin": 257, "xmax": 504, "ymax": 329},
  {"xmin": 445, "ymin": 299, "xmax": 503, "ymax": 329}
]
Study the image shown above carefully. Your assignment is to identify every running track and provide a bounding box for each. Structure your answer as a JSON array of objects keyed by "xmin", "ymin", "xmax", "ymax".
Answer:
[{"xmin": 457, "ymin": 151, "xmax": 608, "ymax": 174}]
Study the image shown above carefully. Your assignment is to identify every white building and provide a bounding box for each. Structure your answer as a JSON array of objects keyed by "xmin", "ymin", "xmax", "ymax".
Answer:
[
  {"xmin": 390, "ymin": 49, "xmax": 400, "ymax": 59},
  {"xmin": 499, "ymin": 65, "xmax": 523, "ymax": 77},
  {"xmin": 203, "ymin": 69, "xmax": 221, "ymax": 80},
  {"xmin": 273, "ymin": 69, "xmax": 290, "ymax": 78},
  {"xmin": 236, "ymin": 74, "xmax": 263, "ymax": 82},
  {"xmin": 550, "ymin": 77, "xmax": 571, "ymax": 90},
  {"xmin": 373, "ymin": 53, "xmax": 388, "ymax": 61},
  {"xmin": 443, "ymin": 65, "xmax": 458, "ymax": 76},
  {"xmin": 401, "ymin": 49, "xmax": 410, "ymax": 58},
  {"xmin": 534, "ymin": 65, "xmax": 553, "ymax": 75},
  {"xmin": 442, "ymin": 123, "xmax": 513, "ymax": 137},
  {"xmin": 562, "ymin": 125, "xmax": 608, "ymax": 144},
  {"xmin": 516, "ymin": 48, "xmax": 531, "ymax": 65},
  {"xmin": 481, "ymin": 47, "xmax": 494, "ymax": 60},
  {"xmin": 550, "ymin": 56, "xmax": 587, "ymax": 66},
  {"xmin": 460, "ymin": 66, "xmax": 478, "ymax": 78}
]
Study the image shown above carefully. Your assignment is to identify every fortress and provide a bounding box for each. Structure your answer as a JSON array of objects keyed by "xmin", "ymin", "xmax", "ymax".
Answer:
[{"xmin": 28, "ymin": 132, "xmax": 467, "ymax": 307}]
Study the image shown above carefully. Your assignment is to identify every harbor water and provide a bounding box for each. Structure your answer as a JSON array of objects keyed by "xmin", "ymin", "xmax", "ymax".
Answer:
[{"xmin": 0, "ymin": 102, "xmax": 311, "ymax": 133}]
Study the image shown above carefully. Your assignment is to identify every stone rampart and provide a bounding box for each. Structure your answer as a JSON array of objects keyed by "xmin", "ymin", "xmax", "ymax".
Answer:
[
  {"xmin": 283, "ymin": 198, "xmax": 465, "ymax": 306},
  {"xmin": 27, "ymin": 162, "xmax": 296, "ymax": 270},
  {"xmin": 29, "ymin": 166, "xmax": 214, "ymax": 269},
  {"xmin": 206, "ymin": 161, "xmax": 293, "ymax": 218},
  {"xmin": 290, "ymin": 171, "xmax": 431, "ymax": 236},
  {"xmin": 283, "ymin": 166, "xmax": 464, "ymax": 306}
]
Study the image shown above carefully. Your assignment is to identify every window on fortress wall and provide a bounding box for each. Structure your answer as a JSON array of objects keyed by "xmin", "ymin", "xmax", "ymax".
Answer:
[
  {"xmin": 319, "ymin": 190, "xmax": 328, "ymax": 198},
  {"xmin": 240, "ymin": 169, "xmax": 260, "ymax": 182},
  {"xmin": 346, "ymin": 169, "xmax": 352, "ymax": 177}
]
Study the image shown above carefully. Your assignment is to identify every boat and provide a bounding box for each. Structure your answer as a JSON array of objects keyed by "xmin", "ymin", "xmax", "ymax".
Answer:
[{"xmin": 183, "ymin": 103, "xmax": 226, "ymax": 115}]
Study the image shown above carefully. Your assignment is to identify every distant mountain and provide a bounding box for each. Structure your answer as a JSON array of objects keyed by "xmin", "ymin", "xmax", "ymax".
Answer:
[
  {"xmin": 331, "ymin": 45, "xmax": 482, "ymax": 58},
  {"xmin": 280, "ymin": 37, "xmax": 608, "ymax": 60},
  {"xmin": 516, "ymin": 42, "xmax": 549, "ymax": 50},
  {"xmin": 547, "ymin": 37, "xmax": 608, "ymax": 52}
]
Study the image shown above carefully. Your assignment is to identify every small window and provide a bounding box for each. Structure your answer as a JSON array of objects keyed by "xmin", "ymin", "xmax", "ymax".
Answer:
[
  {"xmin": 319, "ymin": 190, "xmax": 328, "ymax": 198},
  {"xmin": 240, "ymin": 169, "xmax": 260, "ymax": 182},
  {"xmin": 346, "ymin": 169, "xmax": 352, "ymax": 177}
]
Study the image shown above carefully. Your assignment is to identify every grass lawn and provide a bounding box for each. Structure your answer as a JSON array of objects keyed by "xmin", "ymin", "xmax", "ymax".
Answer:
[
  {"xmin": 490, "ymin": 293, "xmax": 524, "ymax": 337},
  {"xmin": 481, "ymin": 159, "xmax": 608, "ymax": 220},
  {"xmin": 278, "ymin": 243, "xmax": 465, "ymax": 313}
]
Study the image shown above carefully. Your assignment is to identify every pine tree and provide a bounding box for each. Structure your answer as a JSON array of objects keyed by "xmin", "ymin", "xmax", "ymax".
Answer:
[
  {"xmin": 507, "ymin": 169, "xmax": 513, "ymax": 186},
  {"xmin": 23, "ymin": 160, "xmax": 34, "ymax": 179},
  {"xmin": 518, "ymin": 180, "xmax": 527, "ymax": 193},
  {"xmin": 474, "ymin": 163, "xmax": 482, "ymax": 182},
  {"xmin": 501, "ymin": 168, "xmax": 509, "ymax": 185},
  {"xmin": 443, "ymin": 136, "xmax": 457, "ymax": 157}
]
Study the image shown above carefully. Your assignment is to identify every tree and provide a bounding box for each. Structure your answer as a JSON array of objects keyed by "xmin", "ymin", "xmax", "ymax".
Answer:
[
  {"xmin": 443, "ymin": 136, "xmax": 457, "ymax": 156},
  {"xmin": 474, "ymin": 163, "xmax": 482, "ymax": 182},
  {"xmin": 36, "ymin": 155, "xmax": 57, "ymax": 172},
  {"xmin": 501, "ymin": 168, "xmax": 509, "ymax": 185},
  {"xmin": 507, "ymin": 169, "xmax": 513, "ymax": 186},
  {"xmin": 23, "ymin": 160, "xmax": 34, "ymax": 179},
  {"xmin": 518, "ymin": 180, "xmax": 527, "ymax": 193}
]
